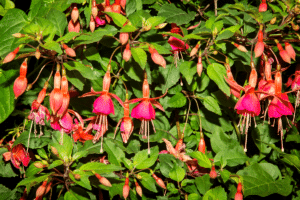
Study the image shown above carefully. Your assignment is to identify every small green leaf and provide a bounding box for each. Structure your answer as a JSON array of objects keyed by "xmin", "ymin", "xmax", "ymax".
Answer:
[
  {"xmin": 131, "ymin": 47, "xmax": 147, "ymax": 69},
  {"xmin": 207, "ymin": 63, "xmax": 230, "ymax": 96},
  {"xmin": 48, "ymin": 160, "xmax": 64, "ymax": 169},
  {"xmin": 64, "ymin": 61, "xmax": 101, "ymax": 80},
  {"xmin": 138, "ymin": 172, "xmax": 158, "ymax": 193},
  {"xmin": 105, "ymin": 12, "xmax": 127, "ymax": 27},
  {"xmin": 195, "ymin": 174, "xmax": 212, "ymax": 195},
  {"xmin": 168, "ymin": 93, "xmax": 186, "ymax": 108},
  {"xmin": 79, "ymin": 162, "xmax": 124, "ymax": 174},
  {"xmin": 188, "ymin": 152, "xmax": 212, "ymax": 168},
  {"xmin": 103, "ymin": 139, "xmax": 125, "ymax": 166},
  {"xmin": 160, "ymin": 63, "xmax": 180, "ymax": 93},
  {"xmin": 179, "ymin": 61, "xmax": 197, "ymax": 85},
  {"xmin": 42, "ymin": 41, "xmax": 62, "ymax": 54},
  {"xmin": 169, "ymin": 164, "xmax": 185, "ymax": 182},
  {"xmin": 281, "ymin": 154, "xmax": 300, "ymax": 172},
  {"xmin": 56, "ymin": 32, "xmax": 80, "ymax": 42},
  {"xmin": 69, "ymin": 170, "xmax": 92, "ymax": 190},
  {"xmin": 203, "ymin": 186, "xmax": 227, "ymax": 200},
  {"xmin": 203, "ymin": 96, "xmax": 222, "ymax": 116},
  {"xmin": 47, "ymin": 8, "xmax": 67, "ymax": 36},
  {"xmin": 133, "ymin": 146, "xmax": 159, "ymax": 169}
]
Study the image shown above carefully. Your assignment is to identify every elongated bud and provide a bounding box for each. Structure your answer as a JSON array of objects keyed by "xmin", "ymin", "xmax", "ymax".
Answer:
[
  {"xmin": 51, "ymin": 146, "xmax": 59, "ymax": 156},
  {"xmin": 190, "ymin": 43, "xmax": 200, "ymax": 57},
  {"xmin": 270, "ymin": 17, "xmax": 276, "ymax": 25},
  {"xmin": 155, "ymin": 23, "xmax": 167, "ymax": 29},
  {"xmin": 149, "ymin": 46, "xmax": 166, "ymax": 68},
  {"xmin": 249, "ymin": 63, "xmax": 257, "ymax": 88},
  {"xmin": 36, "ymin": 180, "xmax": 47, "ymax": 197},
  {"xmin": 112, "ymin": 0, "xmax": 121, "ymax": 13},
  {"xmin": 12, "ymin": 33, "xmax": 25, "ymax": 38},
  {"xmin": 19, "ymin": 58, "xmax": 28, "ymax": 77},
  {"xmin": 254, "ymin": 41, "xmax": 264, "ymax": 58},
  {"xmin": 197, "ymin": 55, "xmax": 203, "ymax": 77},
  {"xmin": 152, "ymin": 173, "xmax": 166, "ymax": 189},
  {"xmin": 235, "ymin": 182, "xmax": 243, "ymax": 200},
  {"xmin": 45, "ymin": 181, "xmax": 52, "ymax": 194},
  {"xmin": 142, "ymin": 73, "xmax": 149, "ymax": 98},
  {"xmin": 135, "ymin": 180, "xmax": 142, "ymax": 197},
  {"xmin": 209, "ymin": 165, "xmax": 217, "ymax": 179},
  {"xmin": 257, "ymin": 28, "xmax": 264, "ymax": 42},
  {"xmin": 263, "ymin": 55, "xmax": 272, "ymax": 81},
  {"xmin": 123, "ymin": 177, "xmax": 130, "ymax": 199},
  {"xmin": 232, "ymin": 42, "xmax": 248, "ymax": 52},
  {"xmin": 34, "ymin": 162, "xmax": 44, "ymax": 168},
  {"xmin": 284, "ymin": 42, "xmax": 296, "ymax": 61},
  {"xmin": 3, "ymin": 47, "xmax": 19, "ymax": 64},
  {"xmin": 102, "ymin": 66, "xmax": 111, "ymax": 92},
  {"xmin": 259, "ymin": 0, "xmax": 267, "ymax": 12},
  {"xmin": 198, "ymin": 132, "xmax": 206, "ymax": 154},
  {"xmin": 68, "ymin": 20, "xmax": 80, "ymax": 33},
  {"xmin": 71, "ymin": 4, "xmax": 79, "ymax": 23},
  {"xmin": 63, "ymin": 44, "xmax": 76, "ymax": 57},
  {"xmin": 274, "ymin": 71, "xmax": 282, "ymax": 95},
  {"xmin": 136, "ymin": 174, "xmax": 142, "ymax": 179},
  {"xmin": 14, "ymin": 77, "xmax": 27, "ymax": 99},
  {"xmin": 123, "ymin": 43, "xmax": 131, "ymax": 62},
  {"xmin": 50, "ymin": 70, "xmax": 63, "ymax": 115},
  {"xmin": 35, "ymin": 48, "xmax": 41, "ymax": 60},
  {"xmin": 37, "ymin": 82, "xmax": 48, "ymax": 105},
  {"xmin": 57, "ymin": 72, "xmax": 70, "ymax": 117},
  {"xmin": 237, "ymin": 182, "xmax": 242, "ymax": 193},
  {"xmin": 120, "ymin": 0, "xmax": 126, "ymax": 9},
  {"xmin": 90, "ymin": 16, "xmax": 95, "ymax": 33},
  {"xmin": 95, "ymin": 173, "xmax": 112, "ymax": 187},
  {"xmin": 91, "ymin": 0, "xmax": 98, "ymax": 18},
  {"xmin": 119, "ymin": 32, "xmax": 129, "ymax": 45}
]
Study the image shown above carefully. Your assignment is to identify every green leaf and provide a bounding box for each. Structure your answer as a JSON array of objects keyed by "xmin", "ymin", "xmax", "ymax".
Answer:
[
  {"xmin": 0, "ymin": 8, "xmax": 28, "ymax": 58},
  {"xmin": 160, "ymin": 62, "xmax": 180, "ymax": 93},
  {"xmin": 195, "ymin": 174, "xmax": 213, "ymax": 195},
  {"xmin": 42, "ymin": 41, "xmax": 62, "ymax": 54},
  {"xmin": 169, "ymin": 164, "xmax": 185, "ymax": 182},
  {"xmin": 145, "ymin": 16, "xmax": 166, "ymax": 28},
  {"xmin": 188, "ymin": 193, "xmax": 201, "ymax": 200},
  {"xmin": 69, "ymin": 170, "xmax": 92, "ymax": 190},
  {"xmin": 0, "ymin": 68, "xmax": 16, "ymax": 123},
  {"xmin": 64, "ymin": 187, "xmax": 90, "ymax": 200},
  {"xmin": 214, "ymin": 146, "xmax": 248, "ymax": 167},
  {"xmin": 48, "ymin": 160, "xmax": 64, "ymax": 169},
  {"xmin": 79, "ymin": 162, "xmax": 124, "ymax": 174},
  {"xmin": 64, "ymin": 61, "xmax": 101, "ymax": 80},
  {"xmin": 203, "ymin": 186, "xmax": 227, "ymax": 200},
  {"xmin": 51, "ymin": 131, "xmax": 73, "ymax": 162},
  {"xmin": 220, "ymin": 169, "xmax": 231, "ymax": 183},
  {"xmin": 179, "ymin": 61, "xmax": 197, "ymax": 85},
  {"xmin": 47, "ymin": 8, "xmax": 67, "ymax": 36},
  {"xmin": 203, "ymin": 96, "xmax": 222, "ymax": 116},
  {"xmin": 168, "ymin": 93, "xmax": 186, "ymax": 108},
  {"xmin": 216, "ymin": 25, "xmax": 241, "ymax": 40},
  {"xmin": 281, "ymin": 154, "xmax": 300, "ymax": 172},
  {"xmin": 138, "ymin": 172, "xmax": 158, "ymax": 193},
  {"xmin": 56, "ymin": 32, "xmax": 80, "ymax": 42},
  {"xmin": 188, "ymin": 152, "xmax": 211, "ymax": 168},
  {"xmin": 66, "ymin": 69, "xmax": 85, "ymax": 91},
  {"xmin": 17, "ymin": 173, "xmax": 53, "ymax": 187},
  {"xmin": 103, "ymin": 139, "xmax": 125, "ymax": 166},
  {"xmin": 0, "ymin": 148, "xmax": 17, "ymax": 177},
  {"xmin": 158, "ymin": 4, "xmax": 196, "ymax": 26},
  {"xmin": 159, "ymin": 154, "xmax": 176, "ymax": 178},
  {"xmin": 133, "ymin": 146, "xmax": 159, "ymax": 169},
  {"xmin": 105, "ymin": 12, "xmax": 127, "ymax": 27},
  {"xmin": 13, "ymin": 131, "xmax": 51, "ymax": 149},
  {"xmin": 131, "ymin": 47, "xmax": 147, "ymax": 69},
  {"xmin": 237, "ymin": 163, "xmax": 293, "ymax": 197},
  {"xmin": 207, "ymin": 63, "xmax": 230, "ymax": 96},
  {"xmin": 120, "ymin": 24, "xmax": 137, "ymax": 32}
]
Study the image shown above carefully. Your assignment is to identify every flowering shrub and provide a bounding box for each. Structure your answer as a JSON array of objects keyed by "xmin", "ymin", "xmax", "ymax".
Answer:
[{"xmin": 0, "ymin": 0, "xmax": 300, "ymax": 199}]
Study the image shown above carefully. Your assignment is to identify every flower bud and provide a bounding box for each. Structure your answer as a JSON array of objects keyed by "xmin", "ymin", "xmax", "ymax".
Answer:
[
  {"xmin": 235, "ymin": 192, "xmax": 243, "ymax": 200},
  {"xmin": 14, "ymin": 76, "xmax": 27, "ymax": 99},
  {"xmin": 149, "ymin": 46, "xmax": 166, "ymax": 68},
  {"xmin": 71, "ymin": 4, "xmax": 79, "ymax": 23},
  {"xmin": 50, "ymin": 71, "xmax": 63, "ymax": 115},
  {"xmin": 91, "ymin": 0, "xmax": 98, "ymax": 19},
  {"xmin": 136, "ymin": 174, "xmax": 142, "ymax": 179},
  {"xmin": 34, "ymin": 162, "xmax": 44, "ymax": 168},
  {"xmin": 119, "ymin": 32, "xmax": 129, "ymax": 45},
  {"xmin": 120, "ymin": 0, "xmax": 126, "ymax": 9},
  {"xmin": 198, "ymin": 132, "xmax": 206, "ymax": 154},
  {"xmin": 68, "ymin": 20, "xmax": 80, "ymax": 33},
  {"xmin": 45, "ymin": 181, "xmax": 52, "ymax": 194},
  {"xmin": 36, "ymin": 180, "xmax": 47, "ymax": 197},
  {"xmin": 74, "ymin": 174, "xmax": 81, "ymax": 180},
  {"xmin": 35, "ymin": 48, "xmax": 41, "ymax": 60},
  {"xmin": 232, "ymin": 42, "xmax": 248, "ymax": 52},
  {"xmin": 254, "ymin": 41, "xmax": 264, "ymax": 58},
  {"xmin": 135, "ymin": 181, "xmax": 142, "ymax": 197},
  {"xmin": 209, "ymin": 165, "xmax": 217, "ymax": 179},
  {"xmin": 123, "ymin": 177, "xmax": 130, "ymax": 199},
  {"xmin": 63, "ymin": 44, "xmax": 76, "ymax": 57},
  {"xmin": 197, "ymin": 56, "xmax": 203, "ymax": 77},
  {"xmin": 284, "ymin": 42, "xmax": 296, "ymax": 61},
  {"xmin": 123, "ymin": 43, "xmax": 131, "ymax": 62},
  {"xmin": 155, "ymin": 23, "xmax": 167, "ymax": 29},
  {"xmin": 190, "ymin": 43, "xmax": 200, "ymax": 57},
  {"xmin": 12, "ymin": 33, "xmax": 25, "ymax": 38},
  {"xmin": 237, "ymin": 182, "xmax": 242, "ymax": 193},
  {"xmin": 95, "ymin": 173, "xmax": 112, "ymax": 187},
  {"xmin": 270, "ymin": 17, "xmax": 276, "ymax": 25},
  {"xmin": 51, "ymin": 146, "xmax": 59, "ymax": 156},
  {"xmin": 90, "ymin": 16, "xmax": 95, "ymax": 33},
  {"xmin": 3, "ymin": 47, "xmax": 19, "ymax": 64},
  {"xmin": 152, "ymin": 173, "xmax": 166, "ymax": 189},
  {"xmin": 259, "ymin": 0, "xmax": 267, "ymax": 12}
]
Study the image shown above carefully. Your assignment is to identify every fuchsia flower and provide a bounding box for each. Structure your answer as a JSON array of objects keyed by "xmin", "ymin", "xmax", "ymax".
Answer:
[
  {"xmin": 130, "ymin": 73, "xmax": 167, "ymax": 153},
  {"xmin": 225, "ymin": 62, "xmax": 260, "ymax": 151},
  {"xmin": 80, "ymin": 65, "xmax": 123, "ymax": 151},
  {"xmin": 51, "ymin": 112, "xmax": 74, "ymax": 133},
  {"xmin": 3, "ymin": 143, "xmax": 30, "ymax": 169},
  {"xmin": 73, "ymin": 123, "xmax": 94, "ymax": 143},
  {"xmin": 114, "ymin": 97, "xmax": 134, "ymax": 143},
  {"xmin": 13, "ymin": 58, "xmax": 28, "ymax": 99},
  {"xmin": 254, "ymin": 28, "xmax": 264, "ymax": 58},
  {"xmin": 259, "ymin": 0, "xmax": 267, "ymax": 12},
  {"xmin": 286, "ymin": 65, "xmax": 300, "ymax": 123}
]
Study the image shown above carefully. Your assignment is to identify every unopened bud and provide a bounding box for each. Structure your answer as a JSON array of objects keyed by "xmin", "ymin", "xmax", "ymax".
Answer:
[
  {"xmin": 155, "ymin": 23, "xmax": 167, "ymax": 29},
  {"xmin": 123, "ymin": 43, "xmax": 131, "ymax": 62},
  {"xmin": 209, "ymin": 165, "xmax": 217, "ymax": 179},
  {"xmin": 123, "ymin": 177, "xmax": 130, "ymax": 199},
  {"xmin": 270, "ymin": 17, "xmax": 276, "ymax": 25},
  {"xmin": 136, "ymin": 174, "xmax": 142, "ymax": 179},
  {"xmin": 35, "ymin": 49, "xmax": 41, "ymax": 60},
  {"xmin": 12, "ymin": 33, "xmax": 24, "ymax": 38},
  {"xmin": 95, "ymin": 173, "xmax": 112, "ymax": 187},
  {"xmin": 152, "ymin": 173, "xmax": 166, "ymax": 189},
  {"xmin": 34, "ymin": 162, "xmax": 44, "ymax": 168},
  {"xmin": 36, "ymin": 180, "xmax": 47, "ymax": 197},
  {"xmin": 51, "ymin": 146, "xmax": 59, "ymax": 156},
  {"xmin": 74, "ymin": 174, "xmax": 81, "ymax": 180},
  {"xmin": 135, "ymin": 181, "xmax": 142, "ymax": 197}
]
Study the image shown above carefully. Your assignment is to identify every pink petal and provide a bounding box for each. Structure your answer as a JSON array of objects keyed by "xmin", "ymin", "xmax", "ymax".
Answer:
[
  {"xmin": 60, "ymin": 113, "xmax": 73, "ymax": 133},
  {"xmin": 268, "ymin": 94, "xmax": 294, "ymax": 118},
  {"xmin": 93, "ymin": 94, "xmax": 115, "ymax": 115},
  {"xmin": 168, "ymin": 36, "xmax": 189, "ymax": 52},
  {"xmin": 131, "ymin": 101, "xmax": 155, "ymax": 120},
  {"xmin": 235, "ymin": 93, "xmax": 260, "ymax": 116}
]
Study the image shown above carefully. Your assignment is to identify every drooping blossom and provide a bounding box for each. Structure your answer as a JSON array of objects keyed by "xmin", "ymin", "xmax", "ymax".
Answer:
[
  {"xmin": 162, "ymin": 138, "xmax": 191, "ymax": 162},
  {"xmin": 259, "ymin": 0, "xmax": 267, "ymax": 12},
  {"xmin": 51, "ymin": 112, "xmax": 74, "ymax": 133},
  {"xmin": 130, "ymin": 73, "xmax": 167, "ymax": 153},
  {"xmin": 3, "ymin": 47, "xmax": 19, "ymax": 64},
  {"xmin": 254, "ymin": 27, "xmax": 264, "ymax": 58},
  {"xmin": 80, "ymin": 65, "xmax": 123, "ymax": 151},
  {"xmin": 2, "ymin": 143, "xmax": 30, "ymax": 169},
  {"xmin": 225, "ymin": 62, "xmax": 260, "ymax": 151},
  {"xmin": 13, "ymin": 58, "xmax": 28, "ymax": 99},
  {"xmin": 114, "ymin": 96, "xmax": 134, "ymax": 143},
  {"xmin": 49, "ymin": 65, "xmax": 63, "ymax": 115},
  {"xmin": 275, "ymin": 40, "xmax": 291, "ymax": 64},
  {"xmin": 286, "ymin": 64, "xmax": 300, "ymax": 122},
  {"xmin": 284, "ymin": 42, "xmax": 296, "ymax": 61},
  {"xmin": 72, "ymin": 121, "xmax": 93, "ymax": 143}
]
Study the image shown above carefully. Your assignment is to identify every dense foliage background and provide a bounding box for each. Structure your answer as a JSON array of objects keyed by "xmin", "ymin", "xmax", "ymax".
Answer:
[{"xmin": 0, "ymin": 0, "xmax": 300, "ymax": 199}]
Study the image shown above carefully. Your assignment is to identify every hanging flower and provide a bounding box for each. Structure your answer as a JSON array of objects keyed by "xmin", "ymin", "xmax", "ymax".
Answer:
[
  {"xmin": 130, "ymin": 73, "xmax": 167, "ymax": 153},
  {"xmin": 3, "ymin": 143, "xmax": 30, "ymax": 169}
]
